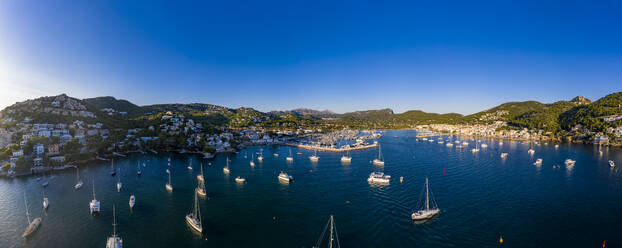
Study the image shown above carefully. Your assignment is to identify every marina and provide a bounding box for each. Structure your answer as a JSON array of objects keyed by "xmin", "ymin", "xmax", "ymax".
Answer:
[{"xmin": 1, "ymin": 130, "xmax": 621, "ymax": 247}]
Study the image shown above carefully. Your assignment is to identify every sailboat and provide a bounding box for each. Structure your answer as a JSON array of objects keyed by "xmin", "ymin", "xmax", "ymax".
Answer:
[
  {"xmin": 187, "ymin": 158, "xmax": 193, "ymax": 170},
  {"xmin": 42, "ymin": 189, "xmax": 49, "ymax": 210},
  {"xmin": 22, "ymin": 193, "xmax": 42, "ymax": 238},
  {"xmin": 106, "ymin": 205, "xmax": 123, "ymax": 248},
  {"xmin": 116, "ymin": 169, "xmax": 122, "ymax": 192},
  {"xmin": 186, "ymin": 189, "xmax": 203, "ymax": 233},
  {"xmin": 312, "ymin": 215, "xmax": 340, "ymax": 248},
  {"xmin": 74, "ymin": 166, "xmax": 83, "ymax": 189},
  {"xmin": 258, "ymin": 151, "xmax": 264, "ymax": 162},
  {"xmin": 197, "ymin": 163, "xmax": 205, "ymax": 182},
  {"xmin": 610, "ymin": 160, "xmax": 616, "ymax": 168},
  {"xmin": 109, "ymin": 159, "xmax": 116, "ymax": 176},
  {"xmin": 129, "ymin": 195, "xmax": 135, "ymax": 209},
  {"xmin": 166, "ymin": 170, "xmax": 173, "ymax": 192},
  {"xmin": 89, "ymin": 181, "xmax": 100, "ymax": 214},
  {"xmin": 372, "ymin": 145, "xmax": 384, "ymax": 165},
  {"xmin": 223, "ymin": 157, "xmax": 230, "ymax": 174},
  {"xmin": 341, "ymin": 150, "xmax": 352, "ymax": 163},
  {"xmin": 137, "ymin": 161, "xmax": 142, "ymax": 176},
  {"xmin": 244, "ymin": 151, "xmax": 248, "ymax": 159},
  {"xmin": 527, "ymin": 142, "xmax": 535, "ymax": 155},
  {"xmin": 471, "ymin": 141, "xmax": 480, "ymax": 153},
  {"xmin": 411, "ymin": 177, "xmax": 439, "ymax": 220},
  {"xmin": 286, "ymin": 148, "xmax": 294, "ymax": 162},
  {"xmin": 309, "ymin": 149, "xmax": 320, "ymax": 162},
  {"xmin": 250, "ymin": 154, "xmax": 255, "ymax": 167}
]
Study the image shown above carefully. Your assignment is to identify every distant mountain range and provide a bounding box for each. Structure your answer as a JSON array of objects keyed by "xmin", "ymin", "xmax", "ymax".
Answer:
[{"xmin": 1, "ymin": 92, "xmax": 621, "ymax": 133}]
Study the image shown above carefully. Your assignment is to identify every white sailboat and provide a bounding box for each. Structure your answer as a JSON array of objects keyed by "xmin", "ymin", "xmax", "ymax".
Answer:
[
  {"xmin": 197, "ymin": 163, "xmax": 205, "ymax": 182},
  {"xmin": 74, "ymin": 166, "xmax": 83, "ymax": 189},
  {"xmin": 278, "ymin": 171, "xmax": 293, "ymax": 183},
  {"xmin": 250, "ymin": 154, "xmax": 256, "ymax": 167},
  {"xmin": 312, "ymin": 215, "xmax": 340, "ymax": 248},
  {"xmin": 22, "ymin": 193, "xmax": 41, "ymax": 238},
  {"xmin": 500, "ymin": 152, "xmax": 508, "ymax": 159},
  {"xmin": 109, "ymin": 159, "xmax": 116, "ymax": 176},
  {"xmin": 42, "ymin": 189, "xmax": 49, "ymax": 210},
  {"xmin": 137, "ymin": 161, "xmax": 142, "ymax": 176},
  {"xmin": 187, "ymin": 158, "xmax": 193, "ymax": 170},
  {"xmin": 609, "ymin": 160, "xmax": 615, "ymax": 168},
  {"xmin": 533, "ymin": 158, "xmax": 543, "ymax": 166},
  {"xmin": 340, "ymin": 151, "xmax": 352, "ymax": 163},
  {"xmin": 367, "ymin": 172, "xmax": 390, "ymax": 184},
  {"xmin": 235, "ymin": 176, "xmax": 246, "ymax": 183},
  {"xmin": 116, "ymin": 169, "xmax": 122, "ymax": 192},
  {"xmin": 166, "ymin": 170, "xmax": 173, "ymax": 192},
  {"xmin": 527, "ymin": 142, "xmax": 535, "ymax": 155},
  {"xmin": 309, "ymin": 149, "xmax": 320, "ymax": 162},
  {"xmin": 257, "ymin": 151, "xmax": 264, "ymax": 162},
  {"xmin": 286, "ymin": 148, "xmax": 294, "ymax": 162},
  {"xmin": 372, "ymin": 145, "xmax": 384, "ymax": 165},
  {"xmin": 129, "ymin": 195, "xmax": 135, "ymax": 209},
  {"xmin": 244, "ymin": 151, "xmax": 248, "ymax": 159},
  {"xmin": 186, "ymin": 189, "xmax": 203, "ymax": 233},
  {"xmin": 471, "ymin": 142, "xmax": 480, "ymax": 153},
  {"xmin": 411, "ymin": 178, "xmax": 439, "ymax": 220},
  {"xmin": 89, "ymin": 181, "xmax": 100, "ymax": 214},
  {"xmin": 223, "ymin": 157, "xmax": 230, "ymax": 174},
  {"xmin": 106, "ymin": 205, "xmax": 123, "ymax": 248}
]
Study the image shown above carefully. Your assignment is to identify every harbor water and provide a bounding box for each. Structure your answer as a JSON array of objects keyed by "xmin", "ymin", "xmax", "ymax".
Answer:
[{"xmin": 1, "ymin": 130, "xmax": 621, "ymax": 247}]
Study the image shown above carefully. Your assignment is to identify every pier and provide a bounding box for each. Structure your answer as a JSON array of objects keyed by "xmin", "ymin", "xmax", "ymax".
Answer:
[{"xmin": 280, "ymin": 142, "xmax": 378, "ymax": 152}]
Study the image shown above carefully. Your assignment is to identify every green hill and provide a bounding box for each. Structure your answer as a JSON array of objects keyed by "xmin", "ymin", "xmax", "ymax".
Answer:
[
  {"xmin": 559, "ymin": 92, "xmax": 622, "ymax": 132},
  {"xmin": 83, "ymin": 96, "xmax": 145, "ymax": 117}
]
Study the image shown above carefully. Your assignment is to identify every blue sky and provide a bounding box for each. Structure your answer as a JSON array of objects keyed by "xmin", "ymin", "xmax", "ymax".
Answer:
[{"xmin": 0, "ymin": 0, "xmax": 621, "ymax": 114}]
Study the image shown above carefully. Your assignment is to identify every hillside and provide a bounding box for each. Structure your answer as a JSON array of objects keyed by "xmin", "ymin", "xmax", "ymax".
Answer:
[
  {"xmin": 333, "ymin": 109, "xmax": 463, "ymax": 128},
  {"xmin": 83, "ymin": 96, "xmax": 145, "ymax": 117},
  {"xmin": 462, "ymin": 101, "xmax": 546, "ymax": 123},
  {"xmin": 559, "ymin": 92, "xmax": 622, "ymax": 132}
]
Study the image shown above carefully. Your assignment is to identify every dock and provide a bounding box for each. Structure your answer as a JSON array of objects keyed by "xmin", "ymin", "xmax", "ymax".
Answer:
[{"xmin": 280, "ymin": 142, "xmax": 378, "ymax": 152}]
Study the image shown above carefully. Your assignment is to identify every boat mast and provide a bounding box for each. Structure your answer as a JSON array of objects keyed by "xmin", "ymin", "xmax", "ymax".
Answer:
[
  {"xmin": 425, "ymin": 178, "xmax": 429, "ymax": 211},
  {"xmin": 378, "ymin": 145, "xmax": 382, "ymax": 160},
  {"xmin": 76, "ymin": 167, "xmax": 80, "ymax": 183},
  {"xmin": 92, "ymin": 181, "xmax": 96, "ymax": 200},
  {"xmin": 329, "ymin": 215, "xmax": 334, "ymax": 248},
  {"xmin": 24, "ymin": 193, "xmax": 31, "ymax": 224},
  {"xmin": 112, "ymin": 205, "xmax": 117, "ymax": 238}
]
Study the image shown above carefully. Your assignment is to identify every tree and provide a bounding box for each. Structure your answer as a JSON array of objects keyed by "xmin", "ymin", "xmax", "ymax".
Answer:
[
  {"xmin": 63, "ymin": 138, "xmax": 83, "ymax": 154},
  {"xmin": 87, "ymin": 135, "xmax": 103, "ymax": 151}
]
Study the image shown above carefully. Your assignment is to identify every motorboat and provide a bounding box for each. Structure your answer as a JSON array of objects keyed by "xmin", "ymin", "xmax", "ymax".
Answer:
[{"xmin": 367, "ymin": 172, "xmax": 390, "ymax": 184}]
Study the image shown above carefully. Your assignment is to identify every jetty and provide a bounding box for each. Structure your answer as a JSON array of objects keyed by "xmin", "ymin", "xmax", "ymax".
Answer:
[{"xmin": 281, "ymin": 142, "xmax": 378, "ymax": 152}]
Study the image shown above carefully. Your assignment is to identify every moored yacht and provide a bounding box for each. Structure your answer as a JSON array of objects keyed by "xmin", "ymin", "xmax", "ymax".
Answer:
[
  {"xmin": 528, "ymin": 149, "xmax": 535, "ymax": 155},
  {"xmin": 341, "ymin": 151, "xmax": 352, "ymax": 162},
  {"xmin": 565, "ymin": 159, "xmax": 576, "ymax": 167},
  {"xmin": 106, "ymin": 205, "xmax": 123, "ymax": 248},
  {"xmin": 235, "ymin": 176, "xmax": 246, "ymax": 183},
  {"xmin": 186, "ymin": 190, "xmax": 203, "ymax": 233},
  {"xmin": 116, "ymin": 169, "xmax": 122, "ymax": 192},
  {"xmin": 372, "ymin": 145, "xmax": 384, "ymax": 166},
  {"xmin": 129, "ymin": 195, "xmax": 135, "ymax": 209},
  {"xmin": 309, "ymin": 149, "xmax": 320, "ymax": 162},
  {"xmin": 411, "ymin": 178, "xmax": 440, "ymax": 220},
  {"xmin": 22, "ymin": 193, "xmax": 41, "ymax": 238},
  {"xmin": 165, "ymin": 171, "xmax": 173, "ymax": 192},
  {"xmin": 500, "ymin": 152, "xmax": 508, "ymax": 158},
  {"xmin": 278, "ymin": 171, "xmax": 293, "ymax": 182},
  {"xmin": 609, "ymin": 160, "xmax": 615, "ymax": 168},
  {"xmin": 223, "ymin": 157, "xmax": 231, "ymax": 174},
  {"xmin": 250, "ymin": 154, "xmax": 256, "ymax": 167},
  {"xmin": 533, "ymin": 158, "xmax": 543, "ymax": 166},
  {"xmin": 109, "ymin": 159, "xmax": 116, "ymax": 176},
  {"xmin": 286, "ymin": 148, "xmax": 294, "ymax": 162},
  {"xmin": 367, "ymin": 172, "xmax": 390, "ymax": 184},
  {"xmin": 480, "ymin": 143, "xmax": 488, "ymax": 148},
  {"xmin": 89, "ymin": 181, "xmax": 100, "ymax": 214},
  {"xmin": 136, "ymin": 161, "xmax": 142, "ymax": 176},
  {"xmin": 74, "ymin": 166, "xmax": 83, "ymax": 190}
]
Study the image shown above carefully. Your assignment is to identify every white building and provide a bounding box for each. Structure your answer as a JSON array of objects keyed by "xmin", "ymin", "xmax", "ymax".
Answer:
[{"xmin": 34, "ymin": 144, "xmax": 45, "ymax": 155}]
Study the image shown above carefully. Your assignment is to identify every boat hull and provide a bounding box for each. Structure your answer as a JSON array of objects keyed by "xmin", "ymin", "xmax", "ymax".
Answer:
[
  {"xmin": 185, "ymin": 215, "xmax": 203, "ymax": 233},
  {"xmin": 22, "ymin": 218, "xmax": 41, "ymax": 238},
  {"xmin": 411, "ymin": 209, "xmax": 440, "ymax": 220}
]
